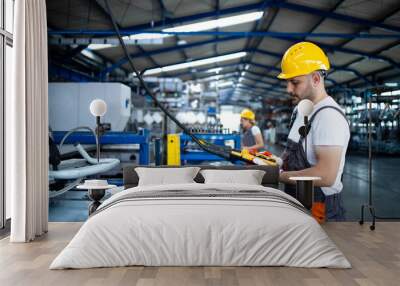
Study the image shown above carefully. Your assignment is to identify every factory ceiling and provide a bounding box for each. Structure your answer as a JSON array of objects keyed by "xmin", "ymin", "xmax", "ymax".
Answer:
[{"xmin": 47, "ymin": 0, "xmax": 400, "ymax": 101}]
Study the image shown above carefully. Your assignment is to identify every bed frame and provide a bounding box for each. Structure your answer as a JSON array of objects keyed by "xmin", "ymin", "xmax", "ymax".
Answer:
[{"xmin": 123, "ymin": 164, "xmax": 280, "ymax": 189}]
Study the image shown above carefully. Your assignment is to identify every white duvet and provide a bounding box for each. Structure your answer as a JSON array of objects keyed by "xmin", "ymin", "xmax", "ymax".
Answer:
[{"xmin": 50, "ymin": 183, "xmax": 351, "ymax": 269}]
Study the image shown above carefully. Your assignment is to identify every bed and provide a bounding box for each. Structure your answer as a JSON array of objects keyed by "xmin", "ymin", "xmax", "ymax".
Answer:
[{"xmin": 50, "ymin": 165, "xmax": 350, "ymax": 269}]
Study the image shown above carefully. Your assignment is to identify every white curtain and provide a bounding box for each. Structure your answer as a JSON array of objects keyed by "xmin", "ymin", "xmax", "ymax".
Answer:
[{"xmin": 8, "ymin": 0, "xmax": 48, "ymax": 242}]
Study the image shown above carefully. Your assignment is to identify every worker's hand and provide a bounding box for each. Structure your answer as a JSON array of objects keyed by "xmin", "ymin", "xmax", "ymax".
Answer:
[
  {"xmin": 279, "ymin": 171, "xmax": 288, "ymax": 183},
  {"xmin": 279, "ymin": 171, "xmax": 294, "ymax": 185}
]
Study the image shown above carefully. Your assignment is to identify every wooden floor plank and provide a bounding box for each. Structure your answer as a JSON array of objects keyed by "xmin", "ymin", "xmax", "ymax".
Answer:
[{"xmin": 0, "ymin": 222, "xmax": 399, "ymax": 286}]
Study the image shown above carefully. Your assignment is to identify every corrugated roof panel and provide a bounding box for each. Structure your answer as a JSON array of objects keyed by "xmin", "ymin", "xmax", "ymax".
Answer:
[
  {"xmin": 327, "ymin": 51, "xmax": 360, "ymax": 67},
  {"xmin": 219, "ymin": 0, "xmax": 261, "ymax": 9},
  {"xmin": 140, "ymin": 37, "xmax": 179, "ymax": 52},
  {"xmin": 335, "ymin": 0, "xmax": 399, "ymax": 20},
  {"xmin": 120, "ymin": 57, "xmax": 155, "ymax": 71},
  {"xmin": 163, "ymin": 0, "xmax": 214, "ymax": 18},
  {"xmin": 151, "ymin": 51, "xmax": 185, "ymax": 66},
  {"xmin": 184, "ymin": 43, "xmax": 216, "ymax": 59},
  {"xmin": 268, "ymin": 8, "xmax": 321, "ymax": 33},
  {"xmin": 343, "ymin": 27, "xmax": 399, "ymax": 53},
  {"xmin": 257, "ymin": 38, "xmax": 292, "ymax": 54},
  {"xmin": 117, "ymin": 0, "xmax": 162, "ymax": 27},
  {"xmin": 329, "ymin": 70, "xmax": 358, "ymax": 83},
  {"xmin": 216, "ymin": 38, "xmax": 247, "ymax": 54},
  {"xmin": 348, "ymin": 59, "xmax": 391, "ymax": 74},
  {"xmin": 252, "ymin": 53, "xmax": 279, "ymax": 66},
  {"xmin": 383, "ymin": 11, "xmax": 400, "ymax": 26},
  {"xmin": 94, "ymin": 45, "xmax": 141, "ymax": 61},
  {"xmin": 381, "ymin": 44, "xmax": 400, "ymax": 62},
  {"xmin": 286, "ymin": 0, "xmax": 340, "ymax": 10}
]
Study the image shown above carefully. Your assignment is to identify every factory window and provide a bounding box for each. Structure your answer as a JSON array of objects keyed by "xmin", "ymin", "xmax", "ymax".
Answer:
[{"xmin": 1, "ymin": 0, "xmax": 14, "ymax": 230}]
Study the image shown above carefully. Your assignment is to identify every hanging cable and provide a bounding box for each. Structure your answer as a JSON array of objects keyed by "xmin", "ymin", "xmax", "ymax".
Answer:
[
  {"xmin": 101, "ymin": 0, "xmax": 279, "ymax": 166},
  {"xmin": 102, "ymin": 0, "xmax": 237, "ymax": 160}
]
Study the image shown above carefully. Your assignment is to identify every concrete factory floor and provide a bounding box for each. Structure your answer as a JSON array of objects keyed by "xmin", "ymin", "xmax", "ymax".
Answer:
[{"xmin": 49, "ymin": 148, "xmax": 400, "ymax": 222}]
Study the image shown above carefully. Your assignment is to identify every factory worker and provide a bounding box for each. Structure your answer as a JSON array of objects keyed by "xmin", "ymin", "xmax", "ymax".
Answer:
[
  {"xmin": 277, "ymin": 42, "xmax": 350, "ymax": 222},
  {"xmin": 240, "ymin": 108, "xmax": 265, "ymax": 153}
]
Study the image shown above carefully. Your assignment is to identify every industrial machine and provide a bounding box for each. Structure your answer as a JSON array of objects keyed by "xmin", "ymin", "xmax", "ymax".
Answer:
[
  {"xmin": 335, "ymin": 86, "xmax": 400, "ymax": 155},
  {"xmin": 49, "ymin": 82, "xmax": 131, "ymax": 132},
  {"xmin": 167, "ymin": 133, "xmax": 241, "ymax": 165},
  {"xmin": 48, "ymin": 127, "xmax": 121, "ymax": 198},
  {"xmin": 51, "ymin": 129, "xmax": 151, "ymax": 165},
  {"xmin": 48, "ymin": 92, "xmax": 150, "ymax": 197},
  {"xmin": 167, "ymin": 133, "xmax": 280, "ymax": 166}
]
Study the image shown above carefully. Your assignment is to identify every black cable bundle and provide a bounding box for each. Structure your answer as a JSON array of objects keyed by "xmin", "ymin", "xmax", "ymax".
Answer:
[{"xmin": 103, "ymin": 0, "xmax": 233, "ymax": 161}]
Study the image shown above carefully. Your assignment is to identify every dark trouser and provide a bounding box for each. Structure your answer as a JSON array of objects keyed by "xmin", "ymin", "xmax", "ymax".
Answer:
[
  {"xmin": 314, "ymin": 188, "xmax": 346, "ymax": 221},
  {"xmin": 284, "ymin": 186, "xmax": 346, "ymax": 221},
  {"xmin": 281, "ymin": 137, "xmax": 346, "ymax": 221}
]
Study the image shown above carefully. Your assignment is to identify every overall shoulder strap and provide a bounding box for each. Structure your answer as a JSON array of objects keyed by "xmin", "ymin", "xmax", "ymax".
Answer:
[
  {"xmin": 309, "ymin": 105, "xmax": 349, "ymax": 126},
  {"xmin": 299, "ymin": 105, "xmax": 349, "ymax": 141},
  {"xmin": 288, "ymin": 107, "xmax": 298, "ymax": 130}
]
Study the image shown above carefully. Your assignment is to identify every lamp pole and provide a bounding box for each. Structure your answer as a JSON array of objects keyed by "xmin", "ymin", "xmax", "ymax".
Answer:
[
  {"xmin": 96, "ymin": 115, "xmax": 100, "ymax": 163},
  {"xmin": 359, "ymin": 90, "xmax": 376, "ymax": 230},
  {"xmin": 90, "ymin": 99, "xmax": 107, "ymax": 164}
]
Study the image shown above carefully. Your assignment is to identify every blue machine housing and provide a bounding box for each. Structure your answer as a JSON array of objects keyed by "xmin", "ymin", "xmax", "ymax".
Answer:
[{"xmin": 180, "ymin": 133, "xmax": 241, "ymax": 164}]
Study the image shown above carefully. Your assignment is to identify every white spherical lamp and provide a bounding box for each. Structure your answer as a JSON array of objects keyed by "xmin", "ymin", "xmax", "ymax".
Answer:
[
  {"xmin": 90, "ymin": 99, "xmax": 107, "ymax": 117},
  {"xmin": 89, "ymin": 99, "xmax": 107, "ymax": 163},
  {"xmin": 298, "ymin": 99, "xmax": 314, "ymax": 117}
]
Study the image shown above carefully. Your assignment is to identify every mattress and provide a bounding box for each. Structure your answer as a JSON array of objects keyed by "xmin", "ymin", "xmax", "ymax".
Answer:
[{"xmin": 50, "ymin": 183, "xmax": 351, "ymax": 269}]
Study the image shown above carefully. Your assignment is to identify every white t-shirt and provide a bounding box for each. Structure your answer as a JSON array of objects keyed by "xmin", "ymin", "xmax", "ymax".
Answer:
[
  {"xmin": 287, "ymin": 96, "xmax": 350, "ymax": 195},
  {"xmin": 251, "ymin": 126, "xmax": 261, "ymax": 136}
]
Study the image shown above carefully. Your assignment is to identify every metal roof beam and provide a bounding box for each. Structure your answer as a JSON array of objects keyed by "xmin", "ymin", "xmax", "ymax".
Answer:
[
  {"xmin": 341, "ymin": 66, "xmax": 395, "ymax": 87},
  {"xmin": 274, "ymin": 1, "xmax": 400, "ymax": 33},
  {"xmin": 49, "ymin": 63, "xmax": 98, "ymax": 82},
  {"xmin": 171, "ymin": 61, "xmax": 241, "ymax": 77},
  {"xmin": 316, "ymin": 43, "xmax": 400, "ymax": 70},
  {"xmin": 92, "ymin": 1, "xmax": 159, "ymax": 78},
  {"xmin": 237, "ymin": 82, "xmax": 281, "ymax": 94},
  {"xmin": 85, "ymin": 35, "xmax": 397, "ymax": 79},
  {"xmin": 98, "ymin": 42, "xmax": 376, "ymax": 86},
  {"xmin": 262, "ymin": 2, "xmax": 400, "ymax": 85},
  {"xmin": 98, "ymin": 36, "xmax": 243, "ymax": 78},
  {"xmin": 235, "ymin": 86, "xmax": 282, "ymax": 98},
  {"xmin": 189, "ymin": 72, "xmax": 240, "ymax": 82},
  {"xmin": 112, "ymin": 2, "xmax": 266, "ymax": 31},
  {"xmin": 253, "ymin": 1, "xmax": 399, "ymax": 87},
  {"xmin": 158, "ymin": 0, "xmax": 167, "ymax": 21},
  {"xmin": 322, "ymin": 2, "xmax": 400, "ymax": 69},
  {"xmin": 132, "ymin": 50, "xmax": 246, "ymax": 77},
  {"xmin": 233, "ymin": 89, "xmax": 278, "ymax": 100},
  {"xmin": 92, "ymin": 1, "xmax": 400, "ymax": 34},
  {"xmin": 240, "ymin": 77, "xmax": 286, "ymax": 91},
  {"xmin": 174, "ymin": 61, "xmax": 285, "ymax": 87},
  {"xmin": 49, "ymin": 30, "xmax": 400, "ymax": 39},
  {"xmin": 252, "ymin": 49, "xmax": 373, "ymax": 84},
  {"xmin": 233, "ymin": 0, "xmax": 275, "ymax": 100}
]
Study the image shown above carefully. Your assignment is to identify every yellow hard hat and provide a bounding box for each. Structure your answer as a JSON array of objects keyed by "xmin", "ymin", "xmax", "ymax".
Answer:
[
  {"xmin": 240, "ymin": 108, "xmax": 255, "ymax": 121},
  {"xmin": 277, "ymin": 42, "xmax": 330, "ymax": 79}
]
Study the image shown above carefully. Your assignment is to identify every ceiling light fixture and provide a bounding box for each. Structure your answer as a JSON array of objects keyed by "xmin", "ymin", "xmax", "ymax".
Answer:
[
  {"xmin": 163, "ymin": 11, "xmax": 264, "ymax": 33},
  {"xmin": 143, "ymin": 52, "xmax": 247, "ymax": 75},
  {"xmin": 88, "ymin": 11, "xmax": 263, "ymax": 50},
  {"xmin": 205, "ymin": 67, "xmax": 223, "ymax": 74}
]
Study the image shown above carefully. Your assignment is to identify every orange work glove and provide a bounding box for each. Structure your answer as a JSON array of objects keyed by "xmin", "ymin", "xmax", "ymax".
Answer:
[{"xmin": 312, "ymin": 202, "xmax": 326, "ymax": 224}]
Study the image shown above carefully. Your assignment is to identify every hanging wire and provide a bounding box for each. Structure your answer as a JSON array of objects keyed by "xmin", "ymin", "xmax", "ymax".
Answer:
[{"xmin": 102, "ymin": 0, "xmax": 235, "ymax": 160}]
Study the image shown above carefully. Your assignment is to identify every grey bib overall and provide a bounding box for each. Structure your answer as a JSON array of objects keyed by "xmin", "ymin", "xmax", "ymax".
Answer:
[
  {"xmin": 282, "ymin": 106, "xmax": 348, "ymax": 221},
  {"xmin": 242, "ymin": 127, "xmax": 257, "ymax": 148}
]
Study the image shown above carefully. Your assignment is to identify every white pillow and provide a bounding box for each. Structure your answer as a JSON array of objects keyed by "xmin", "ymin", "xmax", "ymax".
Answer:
[
  {"xmin": 135, "ymin": 167, "xmax": 200, "ymax": 186},
  {"xmin": 200, "ymin": 169, "xmax": 265, "ymax": 185}
]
